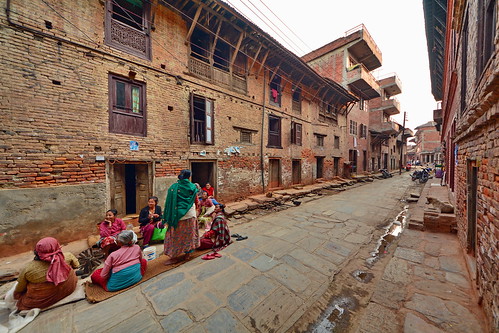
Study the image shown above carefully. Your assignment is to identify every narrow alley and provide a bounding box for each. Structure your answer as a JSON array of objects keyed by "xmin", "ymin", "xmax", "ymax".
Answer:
[{"xmin": 7, "ymin": 174, "xmax": 485, "ymax": 333}]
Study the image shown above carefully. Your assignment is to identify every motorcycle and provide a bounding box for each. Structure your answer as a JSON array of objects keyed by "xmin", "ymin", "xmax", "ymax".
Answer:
[
  {"xmin": 380, "ymin": 169, "xmax": 392, "ymax": 179},
  {"xmin": 411, "ymin": 167, "xmax": 431, "ymax": 183}
]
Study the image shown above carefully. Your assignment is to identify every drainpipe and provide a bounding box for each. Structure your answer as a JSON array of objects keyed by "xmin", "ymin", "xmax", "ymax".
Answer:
[{"xmin": 260, "ymin": 71, "xmax": 266, "ymax": 193}]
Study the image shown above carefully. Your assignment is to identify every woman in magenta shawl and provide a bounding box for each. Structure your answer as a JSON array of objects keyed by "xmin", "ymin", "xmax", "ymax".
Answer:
[
  {"xmin": 162, "ymin": 169, "xmax": 200, "ymax": 265},
  {"xmin": 13, "ymin": 237, "xmax": 79, "ymax": 310}
]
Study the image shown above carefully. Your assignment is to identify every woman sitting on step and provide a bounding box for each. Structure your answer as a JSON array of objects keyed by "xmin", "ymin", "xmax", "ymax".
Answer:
[
  {"xmin": 199, "ymin": 204, "xmax": 231, "ymax": 251},
  {"xmin": 98, "ymin": 209, "xmax": 126, "ymax": 258},
  {"xmin": 91, "ymin": 230, "xmax": 147, "ymax": 292}
]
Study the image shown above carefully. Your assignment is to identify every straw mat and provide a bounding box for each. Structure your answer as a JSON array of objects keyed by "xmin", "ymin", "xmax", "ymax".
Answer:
[{"xmin": 85, "ymin": 249, "xmax": 210, "ymax": 303}]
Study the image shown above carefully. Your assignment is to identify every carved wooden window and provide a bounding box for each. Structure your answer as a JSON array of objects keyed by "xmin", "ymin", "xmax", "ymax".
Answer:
[
  {"xmin": 349, "ymin": 120, "xmax": 358, "ymax": 135},
  {"xmin": 292, "ymin": 87, "xmax": 301, "ymax": 112},
  {"xmin": 269, "ymin": 75, "xmax": 282, "ymax": 107},
  {"xmin": 109, "ymin": 74, "xmax": 146, "ymax": 136},
  {"xmin": 190, "ymin": 94, "xmax": 214, "ymax": 145},
  {"xmin": 105, "ymin": 0, "xmax": 151, "ymax": 60}
]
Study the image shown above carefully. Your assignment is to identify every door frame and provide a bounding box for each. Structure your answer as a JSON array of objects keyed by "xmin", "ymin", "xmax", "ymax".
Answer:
[
  {"xmin": 466, "ymin": 160, "xmax": 478, "ymax": 256},
  {"xmin": 190, "ymin": 160, "xmax": 217, "ymax": 195}
]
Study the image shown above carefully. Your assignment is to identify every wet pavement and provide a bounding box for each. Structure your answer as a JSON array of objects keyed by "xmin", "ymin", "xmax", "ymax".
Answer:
[{"xmin": 2, "ymin": 174, "xmax": 487, "ymax": 332}]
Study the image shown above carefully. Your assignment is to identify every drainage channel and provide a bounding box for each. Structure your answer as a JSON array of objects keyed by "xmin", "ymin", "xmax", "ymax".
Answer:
[{"xmin": 309, "ymin": 205, "xmax": 409, "ymax": 333}]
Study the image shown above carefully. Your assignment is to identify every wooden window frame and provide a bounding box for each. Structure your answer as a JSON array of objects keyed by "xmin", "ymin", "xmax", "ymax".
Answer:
[
  {"xmin": 349, "ymin": 120, "xmax": 358, "ymax": 136},
  {"xmin": 315, "ymin": 134, "xmax": 325, "ymax": 147},
  {"xmin": 109, "ymin": 74, "xmax": 146, "ymax": 136},
  {"xmin": 291, "ymin": 122, "xmax": 302, "ymax": 146},
  {"xmin": 190, "ymin": 94, "xmax": 215, "ymax": 145},
  {"xmin": 267, "ymin": 115, "xmax": 282, "ymax": 148},
  {"xmin": 334, "ymin": 135, "xmax": 340, "ymax": 149},
  {"xmin": 105, "ymin": 0, "xmax": 151, "ymax": 60}
]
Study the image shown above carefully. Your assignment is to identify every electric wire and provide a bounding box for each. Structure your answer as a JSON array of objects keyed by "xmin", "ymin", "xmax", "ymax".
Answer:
[{"xmin": 12, "ymin": 0, "xmax": 355, "ymax": 112}]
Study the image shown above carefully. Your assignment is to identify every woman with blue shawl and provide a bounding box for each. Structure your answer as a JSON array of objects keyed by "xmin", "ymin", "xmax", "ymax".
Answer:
[{"xmin": 162, "ymin": 169, "xmax": 200, "ymax": 265}]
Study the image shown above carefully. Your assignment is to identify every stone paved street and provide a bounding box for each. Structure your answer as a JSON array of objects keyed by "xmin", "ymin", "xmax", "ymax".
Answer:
[{"xmin": 15, "ymin": 174, "xmax": 486, "ymax": 332}]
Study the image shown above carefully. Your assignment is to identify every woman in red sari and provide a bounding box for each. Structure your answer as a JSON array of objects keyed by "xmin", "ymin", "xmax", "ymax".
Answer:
[{"xmin": 99, "ymin": 209, "xmax": 126, "ymax": 258}]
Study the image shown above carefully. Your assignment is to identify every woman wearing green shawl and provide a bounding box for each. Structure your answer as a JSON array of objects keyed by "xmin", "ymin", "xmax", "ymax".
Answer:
[{"xmin": 162, "ymin": 169, "xmax": 200, "ymax": 265}]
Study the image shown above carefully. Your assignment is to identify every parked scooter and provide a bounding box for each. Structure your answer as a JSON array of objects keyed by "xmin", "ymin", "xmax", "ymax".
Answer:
[{"xmin": 380, "ymin": 169, "xmax": 392, "ymax": 179}]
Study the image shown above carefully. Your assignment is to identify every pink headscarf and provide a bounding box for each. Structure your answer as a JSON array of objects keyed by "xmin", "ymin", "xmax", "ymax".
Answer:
[{"xmin": 35, "ymin": 237, "xmax": 71, "ymax": 286}]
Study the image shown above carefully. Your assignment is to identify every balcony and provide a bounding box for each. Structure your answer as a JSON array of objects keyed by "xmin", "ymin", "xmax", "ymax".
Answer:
[
  {"xmin": 188, "ymin": 57, "xmax": 247, "ymax": 94},
  {"xmin": 433, "ymin": 108, "xmax": 442, "ymax": 124},
  {"xmin": 346, "ymin": 64, "xmax": 380, "ymax": 99},
  {"xmin": 370, "ymin": 121, "xmax": 398, "ymax": 135},
  {"xmin": 378, "ymin": 74, "xmax": 402, "ymax": 97},
  {"xmin": 371, "ymin": 98, "xmax": 401, "ymax": 116},
  {"xmin": 345, "ymin": 24, "xmax": 382, "ymax": 71}
]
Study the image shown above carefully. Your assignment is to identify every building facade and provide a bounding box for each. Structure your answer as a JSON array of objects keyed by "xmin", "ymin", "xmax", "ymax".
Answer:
[
  {"xmin": 413, "ymin": 121, "xmax": 442, "ymax": 164},
  {"xmin": 424, "ymin": 0, "xmax": 498, "ymax": 329},
  {"xmin": 0, "ymin": 0, "xmax": 357, "ymax": 255}
]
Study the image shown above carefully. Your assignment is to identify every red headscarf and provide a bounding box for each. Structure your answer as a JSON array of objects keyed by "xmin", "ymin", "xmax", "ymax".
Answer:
[{"xmin": 35, "ymin": 237, "xmax": 71, "ymax": 286}]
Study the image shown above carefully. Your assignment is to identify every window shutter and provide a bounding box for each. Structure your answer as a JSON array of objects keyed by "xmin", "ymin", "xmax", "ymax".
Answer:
[
  {"xmin": 291, "ymin": 123, "xmax": 295, "ymax": 143},
  {"xmin": 189, "ymin": 93, "xmax": 194, "ymax": 143},
  {"xmin": 205, "ymin": 99, "xmax": 214, "ymax": 144},
  {"xmin": 297, "ymin": 123, "xmax": 302, "ymax": 145}
]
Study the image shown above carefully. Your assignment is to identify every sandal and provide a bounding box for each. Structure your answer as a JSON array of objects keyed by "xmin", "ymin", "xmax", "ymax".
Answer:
[
  {"xmin": 202, "ymin": 253, "xmax": 216, "ymax": 260},
  {"xmin": 212, "ymin": 252, "xmax": 222, "ymax": 258},
  {"xmin": 236, "ymin": 236, "xmax": 248, "ymax": 241},
  {"xmin": 231, "ymin": 234, "xmax": 241, "ymax": 238}
]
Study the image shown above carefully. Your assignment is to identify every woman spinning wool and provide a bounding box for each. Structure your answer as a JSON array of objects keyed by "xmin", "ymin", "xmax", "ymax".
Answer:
[{"xmin": 162, "ymin": 169, "xmax": 200, "ymax": 265}]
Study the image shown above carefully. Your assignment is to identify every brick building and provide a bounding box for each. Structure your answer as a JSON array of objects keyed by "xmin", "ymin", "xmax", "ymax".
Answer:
[
  {"xmin": 413, "ymin": 120, "xmax": 442, "ymax": 164},
  {"xmin": 424, "ymin": 0, "xmax": 498, "ymax": 329},
  {"xmin": 0, "ymin": 0, "xmax": 357, "ymax": 255},
  {"xmin": 303, "ymin": 25, "xmax": 409, "ymax": 174}
]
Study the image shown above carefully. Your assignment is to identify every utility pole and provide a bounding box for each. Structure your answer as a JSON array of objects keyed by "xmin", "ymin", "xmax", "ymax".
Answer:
[{"xmin": 399, "ymin": 112, "xmax": 407, "ymax": 175}]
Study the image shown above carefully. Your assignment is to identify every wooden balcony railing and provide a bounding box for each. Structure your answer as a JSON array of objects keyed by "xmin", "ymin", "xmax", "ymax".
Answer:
[{"xmin": 189, "ymin": 57, "xmax": 247, "ymax": 94}]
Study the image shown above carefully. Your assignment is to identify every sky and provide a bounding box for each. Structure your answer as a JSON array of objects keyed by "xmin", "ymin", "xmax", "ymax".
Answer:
[{"xmin": 223, "ymin": 0, "xmax": 438, "ymax": 132}]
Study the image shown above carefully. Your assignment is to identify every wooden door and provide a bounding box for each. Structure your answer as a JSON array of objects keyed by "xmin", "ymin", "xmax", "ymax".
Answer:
[
  {"xmin": 269, "ymin": 159, "xmax": 281, "ymax": 188},
  {"xmin": 316, "ymin": 157, "xmax": 324, "ymax": 178},
  {"xmin": 135, "ymin": 164, "xmax": 149, "ymax": 213},
  {"xmin": 467, "ymin": 162, "xmax": 477, "ymax": 256},
  {"xmin": 111, "ymin": 164, "xmax": 126, "ymax": 215},
  {"xmin": 292, "ymin": 160, "xmax": 301, "ymax": 184}
]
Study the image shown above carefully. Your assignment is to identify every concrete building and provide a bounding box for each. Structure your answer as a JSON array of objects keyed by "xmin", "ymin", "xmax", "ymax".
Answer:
[
  {"xmin": 302, "ymin": 25, "xmax": 411, "ymax": 174},
  {"xmin": 424, "ymin": 0, "xmax": 498, "ymax": 329},
  {"xmin": 413, "ymin": 121, "xmax": 442, "ymax": 164},
  {"xmin": 0, "ymin": 0, "xmax": 357, "ymax": 255},
  {"xmin": 302, "ymin": 25, "xmax": 382, "ymax": 175}
]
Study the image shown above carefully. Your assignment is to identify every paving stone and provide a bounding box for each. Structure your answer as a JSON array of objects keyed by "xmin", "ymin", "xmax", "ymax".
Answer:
[
  {"xmin": 245, "ymin": 287, "xmax": 302, "ymax": 333},
  {"xmin": 249, "ymin": 254, "xmax": 280, "ymax": 272},
  {"xmin": 405, "ymin": 293, "xmax": 482, "ymax": 333},
  {"xmin": 205, "ymin": 291, "xmax": 224, "ymax": 306},
  {"xmin": 208, "ymin": 262, "xmax": 258, "ymax": 296},
  {"xmin": 188, "ymin": 256, "xmax": 235, "ymax": 281},
  {"xmin": 258, "ymin": 237, "xmax": 297, "ymax": 258},
  {"xmin": 344, "ymin": 233, "xmax": 370, "ymax": 244},
  {"xmin": 317, "ymin": 247, "xmax": 348, "ymax": 265},
  {"xmin": 371, "ymin": 280, "xmax": 407, "ymax": 310},
  {"xmin": 424, "ymin": 242, "xmax": 441, "ymax": 256},
  {"xmin": 444, "ymin": 272, "xmax": 470, "ymax": 289},
  {"xmin": 424, "ymin": 256, "xmax": 440, "ymax": 269},
  {"xmin": 394, "ymin": 247, "xmax": 424, "ymax": 264},
  {"xmin": 148, "ymin": 279, "xmax": 194, "ymax": 315},
  {"xmin": 413, "ymin": 279, "xmax": 469, "ymax": 299},
  {"xmin": 74, "ymin": 290, "xmax": 148, "ymax": 331},
  {"xmin": 227, "ymin": 275, "xmax": 277, "ymax": 316},
  {"xmin": 229, "ymin": 247, "xmax": 258, "ymax": 262},
  {"xmin": 404, "ymin": 313, "xmax": 445, "ymax": 333},
  {"xmin": 289, "ymin": 248, "xmax": 338, "ymax": 276},
  {"xmin": 246, "ymin": 275, "xmax": 279, "ymax": 298},
  {"xmin": 267, "ymin": 263, "xmax": 311, "ymax": 293},
  {"xmin": 277, "ymin": 228, "xmax": 308, "ymax": 243},
  {"xmin": 324, "ymin": 240, "xmax": 354, "ymax": 257},
  {"xmin": 20, "ymin": 304, "xmax": 74, "ymax": 333},
  {"xmin": 439, "ymin": 256, "xmax": 465, "ymax": 273},
  {"xmin": 413, "ymin": 265, "xmax": 445, "ymax": 282},
  {"xmin": 160, "ymin": 311, "xmax": 194, "ymax": 333},
  {"xmin": 382, "ymin": 258, "xmax": 410, "ymax": 284},
  {"xmin": 183, "ymin": 293, "xmax": 219, "ymax": 321},
  {"xmin": 356, "ymin": 303, "xmax": 399, "ymax": 333},
  {"xmin": 204, "ymin": 308, "xmax": 250, "ymax": 333},
  {"xmin": 107, "ymin": 310, "xmax": 163, "ymax": 333},
  {"xmin": 297, "ymin": 236, "xmax": 325, "ymax": 252},
  {"xmin": 141, "ymin": 272, "xmax": 185, "ymax": 297}
]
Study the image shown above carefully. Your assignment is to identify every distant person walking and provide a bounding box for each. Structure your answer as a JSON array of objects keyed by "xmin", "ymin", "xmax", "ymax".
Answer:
[{"xmin": 162, "ymin": 169, "xmax": 200, "ymax": 265}]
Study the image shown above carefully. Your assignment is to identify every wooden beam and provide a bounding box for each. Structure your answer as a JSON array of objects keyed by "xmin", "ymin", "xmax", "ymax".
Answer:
[
  {"xmin": 185, "ymin": 4, "xmax": 204, "ymax": 45},
  {"xmin": 255, "ymin": 50, "xmax": 269, "ymax": 79},
  {"xmin": 210, "ymin": 19, "xmax": 223, "ymax": 57},
  {"xmin": 248, "ymin": 44, "xmax": 262, "ymax": 75},
  {"xmin": 229, "ymin": 32, "xmax": 244, "ymax": 72},
  {"xmin": 269, "ymin": 61, "xmax": 282, "ymax": 83}
]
